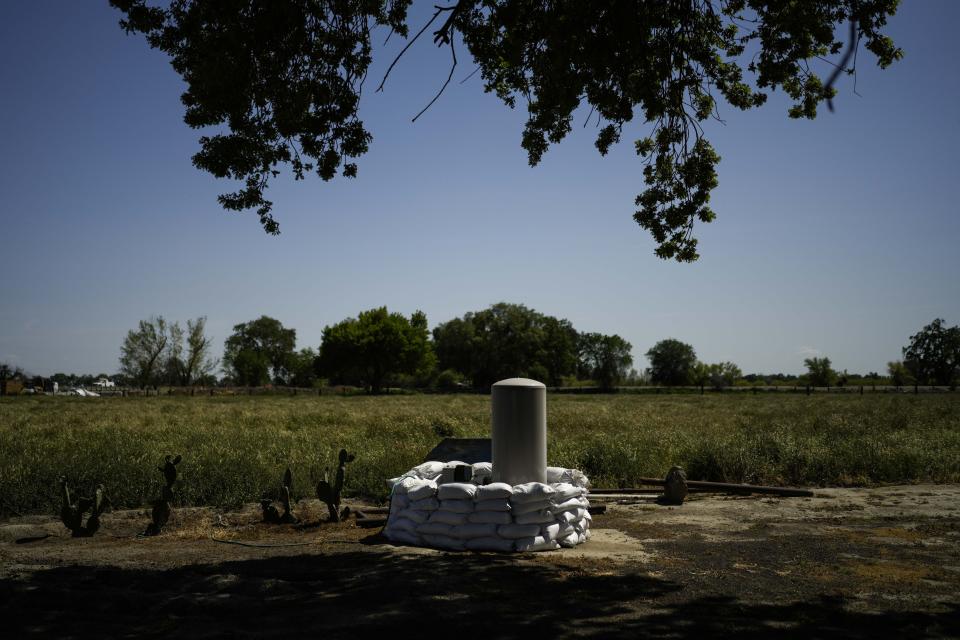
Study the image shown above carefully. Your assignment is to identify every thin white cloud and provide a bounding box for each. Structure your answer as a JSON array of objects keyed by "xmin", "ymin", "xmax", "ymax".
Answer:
[{"xmin": 797, "ymin": 346, "xmax": 822, "ymax": 358}]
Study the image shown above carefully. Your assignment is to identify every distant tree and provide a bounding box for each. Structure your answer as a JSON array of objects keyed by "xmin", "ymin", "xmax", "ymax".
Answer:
[
  {"xmin": 112, "ymin": 0, "xmax": 902, "ymax": 261},
  {"xmin": 223, "ymin": 316, "xmax": 297, "ymax": 386},
  {"xmin": 119, "ymin": 316, "xmax": 174, "ymax": 388},
  {"xmin": 646, "ymin": 339, "xmax": 697, "ymax": 386},
  {"xmin": 902, "ymin": 318, "xmax": 960, "ymax": 386},
  {"xmin": 433, "ymin": 303, "xmax": 577, "ymax": 388},
  {"xmin": 708, "ymin": 361, "xmax": 742, "ymax": 390},
  {"xmin": 162, "ymin": 321, "xmax": 185, "ymax": 384},
  {"xmin": 289, "ymin": 347, "xmax": 319, "ymax": 388},
  {"xmin": 177, "ymin": 317, "xmax": 219, "ymax": 385},
  {"xmin": 540, "ymin": 316, "xmax": 580, "ymax": 387},
  {"xmin": 50, "ymin": 372, "xmax": 71, "ymax": 386},
  {"xmin": 886, "ymin": 360, "xmax": 912, "ymax": 388},
  {"xmin": 0, "ymin": 363, "xmax": 25, "ymax": 381},
  {"xmin": 577, "ymin": 333, "xmax": 633, "ymax": 390},
  {"xmin": 804, "ymin": 356, "xmax": 837, "ymax": 387},
  {"xmin": 690, "ymin": 361, "xmax": 711, "ymax": 390},
  {"xmin": 690, "ymin": 360, "xmax": 741, "ymax": 390},
  {"xmin": 318, "ymin": 307, "xmax": 435, "ymax": 394},
  {"xmin": 431, "ymin": 316, "xmax": 477, "ymax": 385}
]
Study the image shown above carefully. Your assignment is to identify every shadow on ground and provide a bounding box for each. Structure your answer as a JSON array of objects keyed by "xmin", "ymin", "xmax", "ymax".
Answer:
[{"xmin": 2, "ymin": 539, "xmax": 957, "ymax": 639}]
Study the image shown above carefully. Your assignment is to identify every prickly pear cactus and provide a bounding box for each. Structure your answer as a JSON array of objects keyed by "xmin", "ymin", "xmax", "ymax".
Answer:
[
  {"xmin": 143, "ymin": 454, "xmax": 180, "ymax": 536},
  {"xmin": 260, "ymin": 499, "xmax": 282, "ymax": 524},
  {"xmin": 59, "ymin": 478, "xmax": 111, "ymax": 537},
  {"xmin": 279, "ymin": 467, "xmax": 299, "ymax": 524},
  {"xmin": 82, "ymin": 485, "xmax": 110, "ymax": 537},
  {"xmin": 316, "ymin": 449, "xmax": 354, "ymax": 523},
  {"xmin": 160, "ymin": 455, "xmax": 181, "ymax": 488},
  {"xmin": 262, "ymin": 467, "xmax": 299, "ymax": 524}
]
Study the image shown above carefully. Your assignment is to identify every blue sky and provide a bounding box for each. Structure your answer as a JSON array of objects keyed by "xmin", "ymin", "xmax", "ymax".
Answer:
[{"xmin": 1, "ymin": 1, "xmax": 957, "ymax": 378}]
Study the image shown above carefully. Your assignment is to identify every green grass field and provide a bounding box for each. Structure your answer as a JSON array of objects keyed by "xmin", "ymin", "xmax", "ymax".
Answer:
[{"xmin": 1, "ymin": 393, "xmax": 958, "ymax": 516}]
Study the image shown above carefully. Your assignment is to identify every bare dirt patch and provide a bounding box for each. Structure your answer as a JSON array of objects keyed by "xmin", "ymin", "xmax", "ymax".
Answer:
[{"xmin": 2, "ymin": 486, "xmax": 959, "ymax": 638}]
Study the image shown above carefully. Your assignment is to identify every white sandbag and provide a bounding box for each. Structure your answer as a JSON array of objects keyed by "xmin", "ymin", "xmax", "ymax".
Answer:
[
  {"xmin": 474, "ymin": 498, "xmax": 511, "ymax": 512},
  {"xmin": 465, "ymin": 537, "xmax": 515, "ymax": 552},
  {"xmin": 475, "ymin": 482, "xmax": 513, "ymax": 500},
  {"xmin": 540, "ymin": 522, "xmax": 561, "ymax": 541},
  {"xmin": 398, "ymin": 509, "xmax": 431, "ymax": 525},
  {"xmin": 497, "ymin": 523, "xmax": 542, "ymax": 539},
  {"xmin": 411, "ymin": 461, "xmax": 446, "ymax": 480},
  {"xmin": 547, "ymin": 467, "xmax": 590, "ymax": 488},
  {"xmin": 418, "ymin": 521, "xmax": 454, "ymax": 536},
  {"xmin": 510, "ymin": 500, "xmax": 552, "ymax": 516},
  {"xmin": 510, "ymin": 482, "xmax": 556, "ymax": 503},
  {"xmin": 453, "ymin": 523, "xmax": 499, "ymax": 539},
  {"xmin": 385, "ymin": 529, "xmax": 421, "ymax": 546},
  {"xmin": 467, "ymin": 511, "xmax": 512, "ymax": 525},
  {"xmin": 558, "ymin": 532, "xmax": 580, "ymax": 548},
  {"xmin": 408, "ymin": 497, "xmax": 439, "ymax": 512},
  {"xmin": 558, "ymin": 508, "xmax": 588, "ymax": 525},
  {"xmin": 437, "ymin": 482, "xmax": 478, "ymax": 501},
  {"xmin": 515, "ymin": 536, "xmax": 560, "ymax": 552},
  {"xmin": 552, "ymin": 483, "xmax": 585, "ymax": 501},
  {"xmin": 439, "ymin": 499, "xmax": 474, "ymax": 514},
  {"xmin": 471, "ymin": 462, "xmax": 493, "ymax": 482},
  {"xmin": 513, "ymin": 510, "xmax": 556, "ymax": 525},
  {"xmin": 391, "ymin": 476, "xmax": 419, "ymax": 495},
  {"xmin": 421, "ymin": 534, "xmax": 465, "ymax": 551},
  {"xmin": 389, "ymin": 494, "xmax": 410, "ymax": 512},
  {"xmin": 406, "ymin": 480, "xmax": 438, "ymax": 502},
  {"xmin": 384, "ymin": 461, "xmax": 591, "ymax": 552},
  {"xmin": 428, "ymin": 510, "xmax": 468, "ymax": 526},
  {"xmin": 551, "ymin": 497, "xmax": 587, "ymax": 513},
  {"xmin": 385, "ymin": 517, "xmax": 417, "ymax": 534}
]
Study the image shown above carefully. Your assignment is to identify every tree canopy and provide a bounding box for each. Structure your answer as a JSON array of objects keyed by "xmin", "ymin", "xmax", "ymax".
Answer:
[
  {"xmin": 223, "ymin": 316, "xmax": 297, "ymax": 386},
  {"xmin": 120, "ymin": 315, "xmax": 219, "ymax": 387},
  {"xmin": 645, "ymin": 338, "xmax": 697, "ymax": 386},
  {"xmin": 577, "ymin": 332, "xmax": 634, "ymax": 390},
  {"xmin": 803, "ymin": 356, "xmax": 837, "ymax": 387},
  {"xmin": 432, "ymin": 302, "xmax": 579, "ymax": 388},
  {"xmin": 111, "ymin": 0, "xmax": 901, "ymax": 261},
  {"xmin": 119, "ymin": 316, "xmax": 171, "ymax": 388},
  {"xmin": 691, "ymin": 360, "xmax": 742, "ymax": 389},
  {"xmin": 902, "ymin": 318, "xmax": 960, "ymax": 387},
  {"xmin": 317, "ymin": 307, "xmax": 435, "ymax": 393}
]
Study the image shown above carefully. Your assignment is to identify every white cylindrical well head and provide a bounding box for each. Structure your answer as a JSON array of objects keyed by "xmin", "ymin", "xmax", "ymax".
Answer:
[{"xmin": 491, "ymin": 378, "xmax": 547, "ymax": 485}]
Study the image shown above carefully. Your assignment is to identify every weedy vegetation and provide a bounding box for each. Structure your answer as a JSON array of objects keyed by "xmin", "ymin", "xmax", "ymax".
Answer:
[{"xmin": 1, "ymin": 394, "xmax": 958, "ymax": 516}]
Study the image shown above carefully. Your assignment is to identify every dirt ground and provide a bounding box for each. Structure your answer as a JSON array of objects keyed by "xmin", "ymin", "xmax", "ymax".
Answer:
[{"xmin": 1, "ymin": 485, "xmax": 958, "ymax": 639}]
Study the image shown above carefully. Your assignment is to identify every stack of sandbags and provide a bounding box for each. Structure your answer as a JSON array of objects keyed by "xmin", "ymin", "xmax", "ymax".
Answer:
[{"xmin": 383, "ymin": 462, "xmax": 591, "ymax": 552}]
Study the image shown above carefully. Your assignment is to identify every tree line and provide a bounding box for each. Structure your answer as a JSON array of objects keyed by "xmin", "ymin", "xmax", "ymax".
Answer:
[
  {"xmin": 4, "ymin": 314, "xmax": 955, "ymax": 394},
  {"xmin": 644, "ymin": 318, "xmax": 959, "ymax": 389},
  {"xmin": 115, "ymin": 303, "xmax": 635, "ymax": 393}
]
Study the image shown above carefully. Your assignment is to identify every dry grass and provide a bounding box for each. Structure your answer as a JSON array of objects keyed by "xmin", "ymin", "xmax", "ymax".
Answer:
[{"xmin": 1, "ymin": 393, "xmax": 958, "ymax": 516}]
